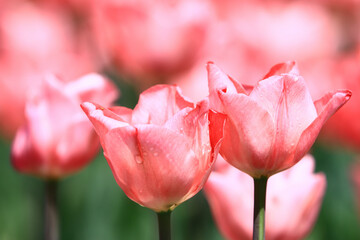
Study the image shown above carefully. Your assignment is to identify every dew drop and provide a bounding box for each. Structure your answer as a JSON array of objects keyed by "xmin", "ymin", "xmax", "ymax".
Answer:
[
  {"xmin": 153, "ymin": 152, "xmax": 159, "ymax": 157},
  {"xmin": 135, "ymin": 155, "xmax": 143, "ymax": 164}
]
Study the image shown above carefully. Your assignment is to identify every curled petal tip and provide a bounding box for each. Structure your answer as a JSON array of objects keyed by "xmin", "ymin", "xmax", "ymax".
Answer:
[
  {"xmin": 80, "ymin": 102, "xmax": 95, "ymax": 113},
  {"xmin": 207, "ymin": 61, "xmax": 215, "ymax": 66},
  {"xmin": 343, "ymin": 90, "xmax": 352, "ymax": 101},
  {"xmin": 206, "ymin": 61, "xmax": 216, "ymax": 71}
]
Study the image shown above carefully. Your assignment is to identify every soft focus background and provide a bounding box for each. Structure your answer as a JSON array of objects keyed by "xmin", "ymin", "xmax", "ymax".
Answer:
[{"xmin": 1, "ymin": 0, "xmax": 360, "ymax": 239}]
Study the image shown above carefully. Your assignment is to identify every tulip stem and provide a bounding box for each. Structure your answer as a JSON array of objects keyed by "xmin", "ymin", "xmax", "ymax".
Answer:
[
  {"xmin": 157, "ymin": 210, "xmax": 172, "ymax": 240},
  {"xmin": 253, "ymin": 176, "xmax": 268, "ymax": 240},
  {"xmin": 44, "ymin": 180, "xmax": 59, "ymax": 240}
]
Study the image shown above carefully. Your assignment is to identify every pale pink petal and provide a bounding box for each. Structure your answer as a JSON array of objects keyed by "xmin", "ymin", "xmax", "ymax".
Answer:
[
  {"xmin": 262, "ymin": 61, "xmax": 299, "ymax": 80},
  {"xmin": 81, "ymin": 102, "xmax": 130, "ymax": 141},
  {"xmin": 131, "ymin": 85, "xmax": 194, "ymax": 125},
  {"xmin": 205, "ymin": 155, "xmax": 326, "ymax": 240},
  {"xmin": 108, "ymin": 106, "xmax": 133, "ymax": 123},
  {"xmin": 207, "ymin": 62, "xmax": 246, "ymax": 112},
  {"xmin": 55, "ymin": 119, "xmax": 100, "ymax": 176},
  {"xmin": 218, "ymin": 92, "xmax": 275, "ymax": 177},
  {"xmin": 104, "ymin": 124, "xmax": 210, "ymax": 212},
  {"xmin": 64, "ymin": 73, "xmax": 119, "ymax": 106},
  {"xmin": 11, "ymin": 125, "xmax": 43, "ymax": 176},
  {"xmin": 294, "ymin": 90, "xmax": 352, "ymax": 163},
  {"xmin": 250, "ymin": 75, "xmax": 318, "ymax": 173}
]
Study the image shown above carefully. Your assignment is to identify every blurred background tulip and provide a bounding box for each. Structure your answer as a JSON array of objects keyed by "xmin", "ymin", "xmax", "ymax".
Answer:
[
  {"xmin": 1, "ymin": 0, "xmax": 360, "ymax": 239},
  {"xmin": 205, "ymin": 155, "xmax": 326, "ymax": 240},
  {"xmin": 11, "ymin": 73, "xmax": 118, "ymax": 178}
]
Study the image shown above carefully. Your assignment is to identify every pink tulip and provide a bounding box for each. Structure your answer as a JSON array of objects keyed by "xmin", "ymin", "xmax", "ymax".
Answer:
[
  {"xmin": 81, "ymin": 85, "xmax": 225, "ymax": 212},
  {"xmin": 0, "ymin": 3, "xmax": 97, "ymax": 139},
  {"xmin": 208, "ymin": 61, "xmax": 351, "ymax": 178},
  {"xmin": 205, "ymin": 155, "xmax": 326, "ymax": 240},
  {"xmin": 11, "ymin": 74, "xmax": 118, "ymax": 178},
  {"xmin": 91, "ymin": 0, "xmax": 212, "ymax": 86}
]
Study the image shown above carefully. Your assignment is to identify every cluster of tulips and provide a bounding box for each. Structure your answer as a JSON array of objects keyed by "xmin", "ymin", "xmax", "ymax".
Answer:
[{"xmin": 1, "ymin": 0, "xmax": 360, "ymax": 240}]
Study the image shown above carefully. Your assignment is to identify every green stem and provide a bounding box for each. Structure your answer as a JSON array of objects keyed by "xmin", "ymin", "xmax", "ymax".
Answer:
[
  {"xmin": 253, "ymin": 176, "xmax": 268, "ymax": 240},
  {"xmin": 157, "ymin": 211, "xmax": 172, "ymax": 240},
  {"xmin": 44, "ymin": 180, "xmax": 59, "ymax": 240}
]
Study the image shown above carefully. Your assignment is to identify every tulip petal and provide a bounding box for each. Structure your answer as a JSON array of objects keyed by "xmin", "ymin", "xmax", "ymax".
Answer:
[
  {"xmin": 262, "ymin": 61, "xmax": 299, "ymax": 80},
  {"xmin": 207, "ymin": 62, "xmax": 246, "ymax": 112},
  {"xmin": 56, "ymin": 119, "xmax": 100, "ymax": 175},
  {"xmin": 104, "ymin": 125, "xmax": 210, "ymax": 212},
  {"xmin": 250, "ymin": 75, "xmax": 318, "ymax": 173},
  {"xmin": 208, "ymin": 109, "xmax": 226, "ymax": 156},
  {"xmin": 81, "ymin": 102, "xmax": 130, "ymax": 139},
  {"xmin": 294, "ymin": 90, "xmax": 351, "ymax": 164},
  {"xmin": 11, "ymin": 125, "xmax": 43, "ymax": 175},
  {"xmin": 218, "ymin": 91, "xmax": 275, "ymax": 176},
  {"xmin": 108, "ymin": 106, "xmax": 133, "ymax": 123},
  {"xmin": 131, "ymin": 85, "xmax": 194, "ymax": 125},
  {"xmin": 64, "ymin": 73, "xmax": 119, "ymax": 106}
]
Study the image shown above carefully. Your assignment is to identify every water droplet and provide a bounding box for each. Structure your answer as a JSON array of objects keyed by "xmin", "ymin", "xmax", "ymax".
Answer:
[
  {"xmin": 153, "ymin": 152, "xmax": 159, "ymax": 157},
  {"xmin": 135, "ymin": 155, "xmax": 143, "ymax": 164}
]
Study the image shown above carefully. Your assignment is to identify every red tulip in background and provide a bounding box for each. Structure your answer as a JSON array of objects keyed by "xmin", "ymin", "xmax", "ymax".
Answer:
[
  {"xmin": 205, "ymin": 155, "xmax": 326, "ymax": 240},
  {"xmin": 11, "ymin": 74, "xmax": 118, "ymax": 178},
  {"xmin": 81, "ymin": 85, "xmax": 225, "ymax": 212},
  {"xmin": 208, "ymin": 61, "xmax": 351, "ymax": 178}
]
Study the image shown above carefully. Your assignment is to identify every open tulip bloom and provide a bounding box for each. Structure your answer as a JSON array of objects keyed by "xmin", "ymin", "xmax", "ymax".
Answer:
[
  {"xmin": 81, "ymin": 85, "xmax": 225, "ymax": 239},
  {"xmin": 207, "ymin": 61, "xmax": 351, "ymax": 240}
]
